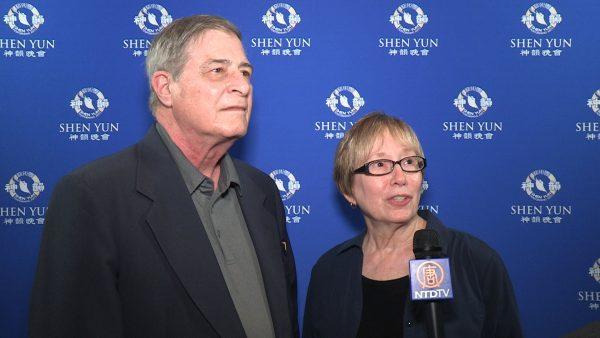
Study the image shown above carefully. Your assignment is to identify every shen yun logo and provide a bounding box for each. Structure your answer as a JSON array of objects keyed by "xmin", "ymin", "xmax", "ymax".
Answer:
[
  {"xmin": 380, "ymin": 3, "xmax": 437, "ymax": 57},
  {"xmin": 134, "ymin": 4, "xmax": 172, "ymax": 35},
  {"xmin": 389, "ymin": 3, "xmax": 428, "ymax": 34},
  {"xmin": 418, "ymin": 180, "xmax": 439, "ymax": 214},
  {"xmin": 252, "ymin": 3, "xmax": 309, "ymax": 57},
  {"xmin": 5, "ymin": 171, "xmax": 44, "ymax": 203},
  {"xmin": 3, "ymin": 3, "xmax": 44, "ymax": 35},
  {"xmin": 576, "ymin": 89, "xmax": 600, "ymax": 141},
  {"xmin": 590, "ymin": 259, "xmax": 600, "ymax": 285},
  {"xmin": 521, "ymin": 3, "xmax": 562, "ymax": 35},
  {"xmin": 70, "ymin": 87, "xmax": 110, "ymax": 119},
  {"xmin": 421, "ymin": 180, "xmax": 428, "ymax": 193},
  {"xmin": 269, "ymin": 169, "xmax": 309, "ymax": 224},
  {"xmin": 262, "ymin": 3, "xmax": 301, "ymax": 34},
  {"xmin": 588, "ymin": 90, "xmax": 600, "ymax": 117},
  {"xmin": 578, "ymin": 258, "xmax": 600, "ymax": 311},
  {"xmin": 522, "ymin": 169, "xmax": 561, "ymax": 202},
  {"xmin": 326, "ymin": 86, "xmax": 365, "ymax": 118},
  {"xmin": 510, "ymin": 3, "xmax": 570, "ymax": 57},
  {"xmin": 269, "ymin": 169, "xmax": 301, "ymax": 201},
  {"xmin": 60, "ymin": 88, "xmax": 118, "ymax": 142},
  {"xmin": 511, "ymin": 169, "xmax": 571, "ymax": 224},
  {"xmin": 453, "ymin": 86, "xmax": 493, "ymax": 118}
]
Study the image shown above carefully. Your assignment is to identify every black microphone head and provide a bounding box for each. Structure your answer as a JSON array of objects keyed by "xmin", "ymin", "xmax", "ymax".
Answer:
[{"xmin": 413, "ymin": 229, "xmax": 442, "ymax": 259}]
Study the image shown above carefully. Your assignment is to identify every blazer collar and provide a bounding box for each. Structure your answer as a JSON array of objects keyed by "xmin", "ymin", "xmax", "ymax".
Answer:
[
  {"xmin": 136, "ymin": 126, "xmax": 246, "ymax": 338},
  {"xmin": 135, "ymin": 126, "xmax": 292, "ymax": 338}
]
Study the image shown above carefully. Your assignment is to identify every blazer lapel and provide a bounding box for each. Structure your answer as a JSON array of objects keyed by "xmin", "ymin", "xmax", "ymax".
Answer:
[
  {"xmin": 135, "ymin": 127, "xmax": 245, "ymax": 338},
  {"xmin": 236, "ymin": 166, "xmax": 292, "ymax": 338}
]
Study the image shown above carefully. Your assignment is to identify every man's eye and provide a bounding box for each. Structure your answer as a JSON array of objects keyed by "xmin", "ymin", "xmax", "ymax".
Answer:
[
  {"xmin": 212, "ymin": 67, "xmax": 224, "ymax": 73},
  {"xmin": 374, "ymin": 161, "xmax": 385, "ymax": 167},
  {"xmin": 242, "ymin": 70, "xmax": 252, "ymax": 78}
]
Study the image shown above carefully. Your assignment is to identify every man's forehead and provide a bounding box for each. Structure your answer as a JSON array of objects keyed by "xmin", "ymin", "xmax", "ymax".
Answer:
[
  {"xmin": 189, "ymin": 29, "xmax": 243, "ymax": 51},
  {"xmin": 185, "ymin": 31, "xmax": 249, "ymax": 64}
]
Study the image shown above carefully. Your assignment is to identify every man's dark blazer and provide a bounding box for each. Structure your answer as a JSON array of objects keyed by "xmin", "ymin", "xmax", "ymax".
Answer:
[{"xmin": 29, "ymin": 126, "xmax": 298, "ymax": 338}]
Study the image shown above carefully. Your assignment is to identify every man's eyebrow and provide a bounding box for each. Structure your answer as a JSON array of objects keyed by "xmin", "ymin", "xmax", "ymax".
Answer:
[
  {"xmin": 203, "ymin": 58, "xmax": 232, "ymax": 67},
  {"xmin": 202, "ymin": 59, "xmax": 253, "ymax": 71},
  {"xmin": 240, "ymin": 61, "xmax": 254, "ymax": 71}
]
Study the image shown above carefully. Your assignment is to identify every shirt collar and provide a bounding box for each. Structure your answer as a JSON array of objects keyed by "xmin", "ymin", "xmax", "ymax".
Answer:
[
  {"xmin": 334, "ymin": 209, "xmax": 449, "ymax": 255},
  {"xmin": 155, "ymin": 122, "xmax": 241, "ymax": 195}
]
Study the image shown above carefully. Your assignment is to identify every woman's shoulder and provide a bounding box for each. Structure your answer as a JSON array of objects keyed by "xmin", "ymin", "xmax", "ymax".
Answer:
[
  {"xmin": 442, "ymin": 225, "xmax": 510, "ymax": 280},
  {"xmin": 445, "ymin": 227, "xmax": 497, "ymax": 257},
  {"xmin": 311, "ymin": 233, "xmax": 364, "ymax": 273},
  {"xmin": 423, "ymin": 211, "xmax": 505, "ymax": 268}
]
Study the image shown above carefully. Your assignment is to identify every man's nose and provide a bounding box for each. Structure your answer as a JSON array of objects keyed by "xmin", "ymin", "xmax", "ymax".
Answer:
[{"xmin": 228, "ymin": 71, "xmax": 251, "ymax": 96}]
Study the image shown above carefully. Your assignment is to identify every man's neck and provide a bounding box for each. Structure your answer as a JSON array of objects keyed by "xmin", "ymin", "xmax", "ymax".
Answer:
[{"xmin": 156, "ymin": 115, "xmax": 235, "ymax": 186}]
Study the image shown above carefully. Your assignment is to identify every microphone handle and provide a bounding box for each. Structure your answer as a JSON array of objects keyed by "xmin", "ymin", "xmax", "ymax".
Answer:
[
  {"xmin": 420, "ymin": 252, "xmax": 444, "ymax": 338},
  {"xmin": 425, "ymin": 301, "xmax": 443, "ymax": 338}
]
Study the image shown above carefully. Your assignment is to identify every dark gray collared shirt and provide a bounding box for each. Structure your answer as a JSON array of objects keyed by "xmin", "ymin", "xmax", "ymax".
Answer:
[{"xmin": 156, "ymin": 123, "xmax": 275, "ymax": 338}]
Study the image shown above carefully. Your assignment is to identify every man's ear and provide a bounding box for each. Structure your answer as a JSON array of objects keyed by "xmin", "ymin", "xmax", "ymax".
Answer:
[{"xmin": 151, "ymin": 71, "xmax": 174, "ymax": 108}]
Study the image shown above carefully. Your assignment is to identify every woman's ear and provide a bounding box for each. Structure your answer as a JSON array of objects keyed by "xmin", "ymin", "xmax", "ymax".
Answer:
[{"xmin": 343, "ymin": 192, "xmax": 357, "ymax": 208}]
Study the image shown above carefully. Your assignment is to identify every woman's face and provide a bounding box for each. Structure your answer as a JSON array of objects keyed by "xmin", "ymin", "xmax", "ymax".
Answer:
[{"xmin": 347, "ymin": 131, "xmax": 423, "ymax": 228}]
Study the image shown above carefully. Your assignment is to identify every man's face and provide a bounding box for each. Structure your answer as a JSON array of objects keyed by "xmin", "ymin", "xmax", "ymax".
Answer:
[{"xmin": 169, "ymin": 29, "xmax": 253, "ymax": 143}]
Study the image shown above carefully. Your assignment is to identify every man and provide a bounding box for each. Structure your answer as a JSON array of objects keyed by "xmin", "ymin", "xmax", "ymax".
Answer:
[{"xmin": 30, "ymin": 15, "xmax": 298, "ymax": 338}]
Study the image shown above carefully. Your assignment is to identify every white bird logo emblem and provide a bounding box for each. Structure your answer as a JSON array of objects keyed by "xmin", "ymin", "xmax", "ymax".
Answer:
[
  {"xmin": 338, "ymin": 94, "xmax": 352, "ymax": 109},
  {"xmin": 18, "ymin": 179, "xmax": 31, "ymax": 194},
  {"xmin": 534, "ymin": 178, "xmax": 547, "ymax": 192},
  {"xmin": 403, "ymin": 12, "xmax": 415, "ymax": 26},
  {"xmin": 275, "ymin": 178, "xmax": 286, "ymax": 192},
  {"xmin": 275, "ymin": 11, "xmax": 287, "ymax": 25},
  {"xmin": 147, "ymin": 12, "xmax": 160, "ymax": 27},
  {"xmin": 17, "ymin": 11, "xmax": 30, "ymax": 26},
  {"xmin": 83, "ymin": 96, "xmax": 95, "ymax": 110},
  {"xmin": 466, "ymin": 95, "xmax": 479, "ymax": 109},
  {"xmin": 535, "ymin": 12, "xmax": 548, "ymax": 26}
]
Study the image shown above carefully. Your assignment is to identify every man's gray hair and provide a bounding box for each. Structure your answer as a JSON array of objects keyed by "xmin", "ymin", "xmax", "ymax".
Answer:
[{"xmin": 145, "ymin": 15, "xmax": 242, "ymax": 113}]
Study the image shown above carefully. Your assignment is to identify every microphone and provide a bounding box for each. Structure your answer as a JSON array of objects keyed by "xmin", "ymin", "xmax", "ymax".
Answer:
[{"xmin": 410, "ymin": 229, "xmax": 453, "ymax": 338}]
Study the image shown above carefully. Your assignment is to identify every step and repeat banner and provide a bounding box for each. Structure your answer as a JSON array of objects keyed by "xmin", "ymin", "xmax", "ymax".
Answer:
[{"xmin": 1, "ymin": 1, "xmax": 599, "ymax": 337}]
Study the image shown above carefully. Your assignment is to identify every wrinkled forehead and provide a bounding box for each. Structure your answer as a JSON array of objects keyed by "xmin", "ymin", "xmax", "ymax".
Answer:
[{"xmin": 184, "ymin": 28, "xmax": 246, "ymax": 58}]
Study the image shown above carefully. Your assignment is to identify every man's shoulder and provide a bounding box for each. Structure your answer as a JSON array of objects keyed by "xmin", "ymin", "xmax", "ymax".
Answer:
[
  {"xmin": 62, "ymin": 144, "xmax": 139, "ymax": 189},
  {"xmin": 46, "ymin": 143, "xmax": 143, "ymax": 214}
]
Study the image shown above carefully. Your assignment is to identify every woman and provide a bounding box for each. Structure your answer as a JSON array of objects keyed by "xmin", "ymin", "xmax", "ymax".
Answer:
[{"xmin": 303, "ymin": 112, "xmax": 522, "ymax": 338}]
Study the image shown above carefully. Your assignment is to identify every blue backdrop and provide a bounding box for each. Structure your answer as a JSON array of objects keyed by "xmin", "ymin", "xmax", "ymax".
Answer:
[{"xmin": 1, "ymin": 1, "xmax": 599, "ymax": 337}]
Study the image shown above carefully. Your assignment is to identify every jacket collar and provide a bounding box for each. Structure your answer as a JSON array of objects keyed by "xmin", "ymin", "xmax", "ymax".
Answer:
[
  {"xmin": 135, "ymin": 126, "xmax": 246, "ymax": 337},
  {"xmin": 135, "ymin": 126, "xmax": 292, "ymax": 338}
]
